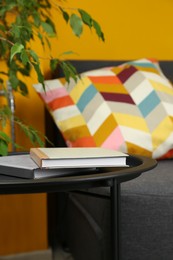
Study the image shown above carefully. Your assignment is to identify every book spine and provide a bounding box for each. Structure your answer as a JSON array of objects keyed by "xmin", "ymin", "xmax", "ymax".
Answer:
[{"xmin": 30, "ymin": 148, "xmax": 44, "ymax": 168}]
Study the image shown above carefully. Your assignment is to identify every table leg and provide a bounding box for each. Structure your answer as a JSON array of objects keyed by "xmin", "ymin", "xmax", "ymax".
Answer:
[
  {"xmin": 110, "ymin": 179, "xmax": 121, "ymax": 260},
  {"xmin": 47, "ymin": 192, "xmax": 69, "ymax": 260}
]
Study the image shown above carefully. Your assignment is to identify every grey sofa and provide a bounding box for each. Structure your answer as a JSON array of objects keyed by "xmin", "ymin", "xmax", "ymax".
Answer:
[{"xmin": 46, "ymin": 60, "xmax": 173, "ymax": 260}]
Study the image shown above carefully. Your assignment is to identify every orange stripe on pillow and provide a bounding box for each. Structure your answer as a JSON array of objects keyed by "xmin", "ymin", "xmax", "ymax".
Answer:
[
  {"xmin": 159, "ymin": 149, "xmax": 173, "ymax": 160},
  {"xmin": 48, "ymin": 96, "xmax": 74, "ymax": 110},
  {"xmin": 69, "ymin": 136, "xmax": 97, "ymax": 147},
  {"xmin": 88, "ymin": 76, "xmax": 121, "ymax": 84}
]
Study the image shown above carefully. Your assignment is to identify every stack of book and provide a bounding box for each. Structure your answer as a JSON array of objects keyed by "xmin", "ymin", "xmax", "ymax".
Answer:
[{"xmin": 0, "ymin": 147, "xmax": 128, "ymax": 179}]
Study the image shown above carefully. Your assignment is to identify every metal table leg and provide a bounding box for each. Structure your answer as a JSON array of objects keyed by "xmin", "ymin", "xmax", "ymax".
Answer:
[
  {"xmin": 48, "ymin": 192, "xmax": 69, "ymax": 260},
  {"xmin": 110, "ymin": 179, "xmax": 121, "ymax": 260}
]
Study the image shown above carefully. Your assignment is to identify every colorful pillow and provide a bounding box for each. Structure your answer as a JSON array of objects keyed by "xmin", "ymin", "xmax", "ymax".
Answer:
[{"xmin": 33, "ymin": 58, "xmax": 173, "ymax": 159}]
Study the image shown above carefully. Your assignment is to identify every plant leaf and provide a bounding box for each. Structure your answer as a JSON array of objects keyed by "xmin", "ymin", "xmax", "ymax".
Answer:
[
  {"xmin": 59, "ymin": 7, "xmax": 69, "ymax": 23},
  {"xmin": 41, "ymin": 22, "xmax": 56, "ymax": 37},
  {"xmin": 18, "ymin": 80, "xmax": 28, "ymax": 96},
  {"xmin": 0, "ymin": 131, "xmax": 11, "ymax": 142},
  {"xmin": 14, "ymin": 119, "xmax": 44, "ymax": 147},
  {"xmin": 0, "ymin": 139, "xmax": 8, "ymax": 156},
  {"xmin": 29, "ymin": 49, "xmax": 39, "ymax": 62},
  {"xmin": 0, "ymin": 131, "xmax": 11, "ymax": 156},
  {"xmin": 50, "ymin": 59, "xmax": 59, "ymax": 71},
  {"xmin": 10, "ymin": 43, "xmax": 24, "ymax": 62},
  {"xmin": 93, "ymin": 20, "xmax": 105, "ymax": 41},
  {"xmin": 70, "ymin": 14, "xmax": 83, "ymax": 37},
  {"xmin": 20, "ymin": 49, "xmax": 29, "ymax": 65},
  {"xmin": 0, "ymin": 24, "xmax": 6, "ymax": 32},
  {"xmin": 78, "ymin": 9, "xmax": 93, "ymax": 28},
  {"xmin": 9, "ymin": 71, "xmax": 19, "ymax": 90},
  {"xmin": 59, "ymin": 61, "xmax": 79, "ymax": 83},
  {"xmin": 32, "ymin": 62, "xmax": 45, "ymax": 89}
]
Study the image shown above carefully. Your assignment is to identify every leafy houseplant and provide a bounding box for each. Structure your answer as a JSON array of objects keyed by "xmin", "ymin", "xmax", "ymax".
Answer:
[{"xmin": 0, "ymin": 0, "xmax": 104, "ymax": 155}]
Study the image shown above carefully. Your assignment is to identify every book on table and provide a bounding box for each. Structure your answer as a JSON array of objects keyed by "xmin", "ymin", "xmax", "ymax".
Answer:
[
  {"xmin": 30, "ymin": 147, "xmax": 128, "ymax": 169},
  {"xmin": 0, "ymin": 148, "xmax": 128, "ymax": 179},
  {"xmin": 0, "ymin": 154, "xmax": 97, "ymax": 179}
]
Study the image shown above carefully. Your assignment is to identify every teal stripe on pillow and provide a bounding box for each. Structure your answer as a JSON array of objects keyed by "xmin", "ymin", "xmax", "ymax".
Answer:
[
  {"xmin": 139, "ymin": 91, "xmax": 160, "ymax": 117},
  {"xmin": 77, "ymin": 84, "xmax": 97, "ymax": 112},
  {"xmin": 128, "ymin": 62, "xmax": 157, "ymax": 69}
]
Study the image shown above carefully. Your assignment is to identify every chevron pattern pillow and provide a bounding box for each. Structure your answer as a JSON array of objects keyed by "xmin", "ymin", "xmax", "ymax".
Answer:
[{"xmin": 34, "ymin": 59, "xmax": 173, "ymax": 159}]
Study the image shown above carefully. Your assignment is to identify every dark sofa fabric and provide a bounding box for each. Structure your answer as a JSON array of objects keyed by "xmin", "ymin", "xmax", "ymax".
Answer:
[{"xmin": 61, "ymin": 159, "xmax": 173, "ymax": 260}]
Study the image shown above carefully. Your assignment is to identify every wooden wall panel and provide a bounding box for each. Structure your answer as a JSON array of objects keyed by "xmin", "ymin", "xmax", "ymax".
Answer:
[{"xmin": 0, "ymin": 194, "xmax": 48, "ymax": 256}]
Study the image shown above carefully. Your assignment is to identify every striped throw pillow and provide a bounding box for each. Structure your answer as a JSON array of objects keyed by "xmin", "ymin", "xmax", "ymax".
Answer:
[{"xmin": 34, "ymin": 58, "xmax": 173, "ymax": 159}]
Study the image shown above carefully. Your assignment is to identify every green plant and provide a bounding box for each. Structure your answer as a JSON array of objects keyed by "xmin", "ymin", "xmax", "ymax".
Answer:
[{"xmin": 0, "ymin": 0, "xmax": 104, "ymax": 155}]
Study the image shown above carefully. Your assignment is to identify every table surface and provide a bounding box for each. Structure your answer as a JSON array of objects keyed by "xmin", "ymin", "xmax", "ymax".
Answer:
[{"xmin": 0, "ymin": 155, "xmax": 157, "ymax": 195}]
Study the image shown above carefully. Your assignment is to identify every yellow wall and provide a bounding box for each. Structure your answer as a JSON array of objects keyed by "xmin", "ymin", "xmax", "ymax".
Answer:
[
  {"xmin": 1, "ymin": 0, "xmax": 173, "ymax": 255},
  {"xmin": 14, "ymin": 0, "xmax": 173, "ymax": 148},
  {"xmin": 49, "ymin": 0, "xmax": 173, "ymax": 61}
]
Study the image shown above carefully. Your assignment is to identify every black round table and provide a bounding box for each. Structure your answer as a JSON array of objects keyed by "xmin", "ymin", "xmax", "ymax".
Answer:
[{"xmin": 0, "ymin": 155, "xmax": 157, "ymax": 260}]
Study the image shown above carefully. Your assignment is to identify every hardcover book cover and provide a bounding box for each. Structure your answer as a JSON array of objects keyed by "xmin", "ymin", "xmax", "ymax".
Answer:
[{"xmin": 30, "ymin": 147, "xmax": 128, "ymax": 169}]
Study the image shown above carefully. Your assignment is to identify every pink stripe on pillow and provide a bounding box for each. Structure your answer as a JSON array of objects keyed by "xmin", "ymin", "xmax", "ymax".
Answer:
[
  {"xmin": 40, "ymin": 87, "xmax": 68, "ymax": 103},
  {"xmin": 101, "ymin": 127, "xmax": 124, "ymax": 150}
]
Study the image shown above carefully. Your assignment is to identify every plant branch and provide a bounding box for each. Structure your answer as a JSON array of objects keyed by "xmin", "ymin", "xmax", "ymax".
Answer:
[{"xmin": 0, "ymin": 36, "xmax": 14, "ymax": 46}]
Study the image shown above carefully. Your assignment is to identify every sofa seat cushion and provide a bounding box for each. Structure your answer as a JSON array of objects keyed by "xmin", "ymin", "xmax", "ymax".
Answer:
[{"xmin": 87, "ymin": 159, "xmax": 173, "ymax": 196}]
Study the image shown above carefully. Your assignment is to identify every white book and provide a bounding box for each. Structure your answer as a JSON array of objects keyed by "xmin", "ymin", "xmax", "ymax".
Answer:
[
  {"xmin": 0, "ymin": 154, "xmax": 95, "ymax": 179},
  {"xmin": 30, "ymin": 147, "xmax": 129, "ymax": 169}
]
